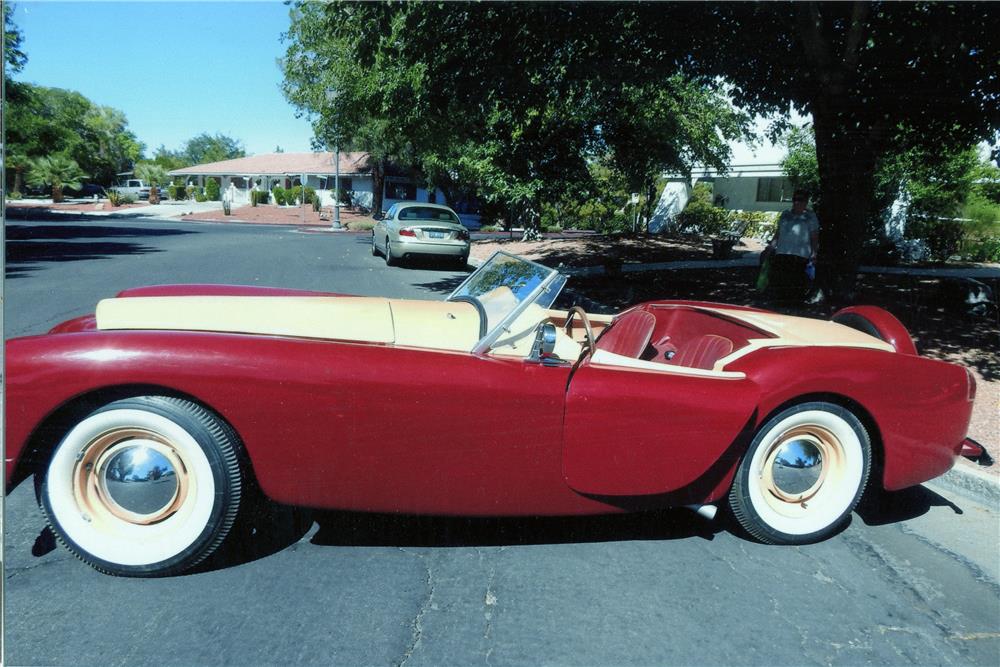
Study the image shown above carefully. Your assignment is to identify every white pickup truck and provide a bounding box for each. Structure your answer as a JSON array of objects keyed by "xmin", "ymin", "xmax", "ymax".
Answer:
[{"xmin": 112, "ymin": 179, "xmax": 165, "ymax": 200}]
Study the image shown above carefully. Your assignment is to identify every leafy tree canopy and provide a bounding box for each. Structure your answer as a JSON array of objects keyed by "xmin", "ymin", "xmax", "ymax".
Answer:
[
  {"xmin": 283, "ymin": 1, "xmax": 999, "ymax": 282},
  {"xmin": 281, "ymin": 1, "xmax": 749, "ymax": 228},
  {"xmin": 4, "ymin": 3, "xmax": 26, "ymax": 76},
  {"xmin": 5, "ymin": 83, "xmax": 143, "ymax": 187},
  {"xmin": 26, "ymin": 153, "xmax": 87, "ymax": 202},
  {"xmin": 181, "ymin": 132, "xmax": 245, "ymax": 166}
]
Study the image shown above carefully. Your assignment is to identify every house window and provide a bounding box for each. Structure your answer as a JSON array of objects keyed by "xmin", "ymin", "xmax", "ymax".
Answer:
[
  {"xmin": 756, "ymin": 177, "xmax": 793, "ymax": 203},
  {"xmin": 321, "ymin": 176, "xmax": 352, "ymax": 191},
  {"xmin": 386, "ymin": 181, "xmax": 416, "ymax": 201}
]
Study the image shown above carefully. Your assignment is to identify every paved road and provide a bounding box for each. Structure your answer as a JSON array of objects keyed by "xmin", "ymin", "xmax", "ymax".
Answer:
[{"xmin": 4, "ymin": 217, "xmax": 999, "ymax": 666}]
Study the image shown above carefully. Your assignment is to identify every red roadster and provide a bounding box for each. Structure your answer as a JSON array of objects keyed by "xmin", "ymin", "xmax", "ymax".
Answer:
[{"xmin": 5, "ymin": 252, "xmax": 984, "ymax": 577}]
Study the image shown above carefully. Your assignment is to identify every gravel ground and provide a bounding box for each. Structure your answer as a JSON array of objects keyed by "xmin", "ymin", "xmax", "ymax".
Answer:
[
  {"xmin": 473, "ymin": 234, "xmax": 999, "ymax": 473},
  {"xmin": 181, "ymin": 203, "xmax": 375, "ymax": 228}
]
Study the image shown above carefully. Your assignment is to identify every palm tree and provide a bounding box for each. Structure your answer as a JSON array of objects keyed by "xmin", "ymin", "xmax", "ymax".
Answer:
[
  {"xmin": 5, "ymin": 150, "xmax": 31, "ymax": 196},
  {"xmin": 26, "ymin": 154, "xmax": 87, "ymax": 203},
  {"xmin": 134, "ymin": 162, "xmax": 168, "ymax": 204}
]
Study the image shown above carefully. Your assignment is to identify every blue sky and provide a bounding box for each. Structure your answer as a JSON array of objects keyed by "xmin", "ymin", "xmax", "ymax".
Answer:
[{"xmin": 11, "ymin": 0, "xmax": 316, "ymax": 156}]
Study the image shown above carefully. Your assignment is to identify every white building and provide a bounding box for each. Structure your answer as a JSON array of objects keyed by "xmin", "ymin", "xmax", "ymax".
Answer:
[
  {"xmin": 649, "ymin": 163, "xmax": 793, "ymax": 232},
  {"xmin": 168, "ymin": 151, "xmax": 444, "ymax": 210},
  {"xmin": 693, "ymin": 163, "xmax": 794, "ymax": 213}
]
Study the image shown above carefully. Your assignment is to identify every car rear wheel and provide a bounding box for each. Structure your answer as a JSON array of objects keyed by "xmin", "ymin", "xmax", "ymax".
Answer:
[
  {"xmin": 728, "ymin": 401, "xmax": 871, "ymax": 544},
  {"xmin": 385, "ymin": 238, "xmax": 398, "ymax": 266},
  {"xmin": 39, "ymin": 396, "xmax": 244, "ymax": 577}
]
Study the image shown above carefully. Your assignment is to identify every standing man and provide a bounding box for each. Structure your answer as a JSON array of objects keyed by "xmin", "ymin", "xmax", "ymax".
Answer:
[{"xmin": 767, "ymin": 189, "xmax": 819, "ymax": 301}]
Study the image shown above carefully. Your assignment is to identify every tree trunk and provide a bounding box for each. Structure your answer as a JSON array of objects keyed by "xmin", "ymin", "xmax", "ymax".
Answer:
[
  {"xmin": 811, "ymin": 101, "xmax": 882, "ymax": 301},
  {"xmin": 371, "ymin": 159, "xmax": 386, "ymax": 215},
  {"xmin": 52, "ymin": 185, "xmax": 64, "ymax": 203},
  {"xmin": 520, "ymin": 198, "xmax": 543, "ymax": 241},
  {"xmin": 13, "ymin": 168, "xmax": 24, "ymax": 195},
  {"xmin": 643, "ymin": 177, "xmax": 657, "ymax": 234},
  {"xmin": 149, "ymin": 184, "xmax": 160, "ymax": 204}
]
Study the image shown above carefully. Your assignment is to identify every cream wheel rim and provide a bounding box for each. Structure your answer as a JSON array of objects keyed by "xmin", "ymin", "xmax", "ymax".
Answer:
[
  {"xmin": 747, "ymin": 409, "xmax": 864, "ymax": 536},
  {"xmin": 46, "ymin": 409, "xmax": 216, "ymax": 566}
]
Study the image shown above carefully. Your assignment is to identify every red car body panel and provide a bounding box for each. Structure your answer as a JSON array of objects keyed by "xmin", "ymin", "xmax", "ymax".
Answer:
[
  {"xmin": 6, "ymin": 330, "xmax": 618, "ymax": 516},
  {"xmin": 728, "ymin": 346, "xmax": 972, "ymax": 490},
  {"xmin": 563, "ymin": 362, "xmax": 758, "ymax": 497},
  {"xmin": 5, "ymin": 288, "xmax": 973, "ymax": 517}
]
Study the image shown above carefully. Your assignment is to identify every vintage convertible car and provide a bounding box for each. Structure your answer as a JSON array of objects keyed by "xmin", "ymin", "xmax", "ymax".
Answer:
[{"xmin": 5, "ymin": 252, "xmax": 985, "ymax": 577}]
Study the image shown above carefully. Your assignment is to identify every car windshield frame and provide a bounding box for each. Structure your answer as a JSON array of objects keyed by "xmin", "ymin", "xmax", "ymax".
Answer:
[{"xmin": 447, "ymin": 251, "xmax": 567, "ymax": 354}]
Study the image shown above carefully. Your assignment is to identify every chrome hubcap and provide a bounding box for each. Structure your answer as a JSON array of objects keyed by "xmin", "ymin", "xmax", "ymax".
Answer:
[
  {"xmin": 101, "ymin": 446, "xmax": 178, "ymax": 515},
  {"xmin": 74, "ymin": 428, "xmax": 190, "ymax": 526},
  {"xmin": 771, "ymin": 439, "xmax": 824, "ymax": 496},
  {"xmin": 760, "ymin": 425, "xmax": 841, "ymax": 510}
]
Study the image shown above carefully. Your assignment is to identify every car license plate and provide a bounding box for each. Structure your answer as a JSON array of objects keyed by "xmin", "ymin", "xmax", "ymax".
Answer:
[{"xmin": 427, "ymin": 231, "xmax": 446, "ymax": 239}]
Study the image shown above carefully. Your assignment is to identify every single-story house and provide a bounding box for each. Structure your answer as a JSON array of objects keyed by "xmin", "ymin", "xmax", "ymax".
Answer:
[
  {"xmin": 168, "ymin": 151, "xmax": 445, "ymax": 211},
  {"xmin": 649, "ymin": 163, "xmax": 795, "ymax": 232},
  {"xmin": 692, "ymin": 163, "xmax": 795, "ymax": 213}
]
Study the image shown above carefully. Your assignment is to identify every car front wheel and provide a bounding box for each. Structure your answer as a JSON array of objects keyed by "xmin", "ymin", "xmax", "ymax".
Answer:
[
  {"xmin": 371, "ymin": 232, "xmax": 381, "ymax": 257},
  {"xmin": 728, "ymin": 401, "xmax": 871, "ymax": 544},
  {"xmin": 39, "ymin": 396, "xmax": 244, "ymax": 577}
]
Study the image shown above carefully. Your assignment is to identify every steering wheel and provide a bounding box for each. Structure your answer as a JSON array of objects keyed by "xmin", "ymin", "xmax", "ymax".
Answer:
[{"xmin": 564, "ymin": 306, "xmax": 596, "ymax": 351}]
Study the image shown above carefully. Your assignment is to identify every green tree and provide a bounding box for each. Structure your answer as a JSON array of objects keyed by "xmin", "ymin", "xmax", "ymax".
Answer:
[
  {"xmin": 150, "ymin": 145, "xmax": 189, "ymax": 171},
  {"xmin": 781, "ymin": 126, "xmax": 821, "ymax": 207},
  {"xmin": 135, "ymin": 162, "xmax": 168, "ymax": 203},
  {"xmin": 281, "ymin": 2, "xmax": 748, "ymax": 236},
  {"xmin": 4, "ymin": 3, "xmax": 26, "ymax": 76},
  {"xmin": 672, "ymin": 1, "xmax": 1000, "ymax": 295},
  {"xmin": 5, "ymin": 84, "xmax": 142, "ymax": 188},
  {"xmin": 5, "ymin": 150, "xmax": 31, "ymax": 195},
  {"xmin": 26, "ymin": 154, "xmax": 87, "ymax": 203},
  {"xmin": 183, "ymin": 133, "xmax": 245, "ymax": 165}
]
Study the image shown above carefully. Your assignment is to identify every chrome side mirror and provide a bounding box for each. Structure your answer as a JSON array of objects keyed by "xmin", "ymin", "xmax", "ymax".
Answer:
[{"xmin": 528, "ymin": 322, "xmax": 562, "ymax": 365}]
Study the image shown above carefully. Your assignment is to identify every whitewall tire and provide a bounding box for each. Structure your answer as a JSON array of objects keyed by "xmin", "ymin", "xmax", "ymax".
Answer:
[
  {"xmin": 729, "ymin": 402, "xmax": 871, "ymax": 544},
  {"xmin": 39, "ymin": 396, "xmax": 243, "ymax": 577}
]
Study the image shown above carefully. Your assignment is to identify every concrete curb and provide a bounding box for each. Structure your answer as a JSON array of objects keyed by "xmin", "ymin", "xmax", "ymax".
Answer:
[{"xmin": 927, "ymin": 462, "xmax": 1000, "ymax": 507}]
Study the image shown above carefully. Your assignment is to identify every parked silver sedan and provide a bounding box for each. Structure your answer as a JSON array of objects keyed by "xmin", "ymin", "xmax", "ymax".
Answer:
[{"xmin": 372, "ymin": 202, "xmax": 471, "ymax": 267}]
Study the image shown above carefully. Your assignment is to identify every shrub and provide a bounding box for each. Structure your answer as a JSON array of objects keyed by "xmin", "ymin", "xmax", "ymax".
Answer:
[
  {"xmin": 543, "ymin": 224, "xmax": 563, "ymax": 233},
  {"xmin": 304, "ymin": 186, "xmax": 316, "ymax": 204},
  {"xmin": 9, "ymin": 190, "xmax": 23, "ymax": 200},
  {"xmin": 690, "ymin": 182, "xmax": 714, "ymax": 205},
  {"xmin": 728, "ymin": 210, "xmax": 778, "ymax": 240},
  {"xmin": 205, "ymin": 178, "xmax": 221, "ymax": 201},
  {"xmin": 167, "ymin": 185, "xmax": 179, "ymax": 200},
  {"xmin": 287, "ymin": 185, "xmax": 314, "ymax": 204},
  {"xmin": 194, "ymin": 193, "xmax": 208, "ymax": 203},
  {"xmin": 346, "ymin": 220, "xmax": 375, "ymax": 231},
  {"xmin": 185, "ymin": 185, "xmax": 202, "ymax": 200},
  {"xmin": 337, "ymin": 188, "xmax": 353, "ymax": 207},
  {"xmin": 106, "ymin": 189, "xmax": 123, "ymax": 206},
  {"xmin": 675, "ymin": 199, "xmax": 730, "ymax": 236},
  {"xmin": 272, "ymin": 186, "xmax": 287, "ymax": 206},
  {"xmin": 120, "ymin": 193, "xmax": 137, "ymax": 205},
  {"xmin": 906, "ymin": 216, "xmax": 965, "ymax": 261},
  {"xmin": 961, "ymin": 237, "xmax": 1000, "ymax": 262},
  {"xmin": 312, "ymin": 196, "xmax": 321, "ymax": 212},
  {"xmin": 480, "ymin": 225, "xmax": 499, "ymax": 232},
  {"xmin": 251, "ymin": 190, "xmax": 269, "ymax": 206}
]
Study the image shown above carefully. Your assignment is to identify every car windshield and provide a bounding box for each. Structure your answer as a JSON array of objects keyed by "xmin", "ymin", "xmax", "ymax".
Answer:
[
  {"xmin": 448, "ymin": 251, "xmax": 566, "ymax": 353},
  {"xmin": 398, "ymin": 207, "xmax": 460, "ymax": 223}
]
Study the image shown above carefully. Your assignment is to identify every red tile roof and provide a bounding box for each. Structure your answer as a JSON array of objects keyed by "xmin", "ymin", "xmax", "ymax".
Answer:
[{"xmin": 168, "ymin": 151, "xmax": 371, "ymax": 176}]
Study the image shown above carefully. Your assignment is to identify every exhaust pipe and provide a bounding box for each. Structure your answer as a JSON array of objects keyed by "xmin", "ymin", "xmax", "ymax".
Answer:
[{"xmin": 685, "ymin": 504, "xmax": 717, "ymax": 520}]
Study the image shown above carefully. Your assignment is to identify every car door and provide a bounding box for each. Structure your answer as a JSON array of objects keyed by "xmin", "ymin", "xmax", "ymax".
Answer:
[
  {"xmin": 562, "ymin": 357, "xmax": 759, "ymax": 496},
  {"xmin": 375, "ymin": 204, "xmax": 397, "ymax": 251},
  {"xmin": 222, "ymin": 336, "xmax": 577, "ymax": 516}
]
